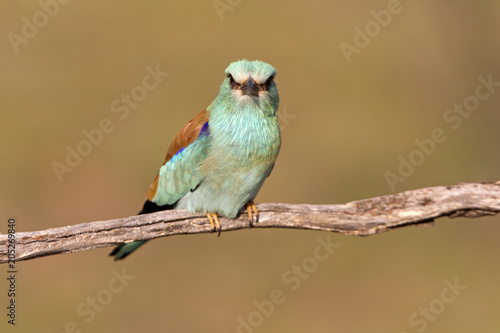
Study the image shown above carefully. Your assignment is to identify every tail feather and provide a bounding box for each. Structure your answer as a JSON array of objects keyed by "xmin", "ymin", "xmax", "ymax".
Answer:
[
  {"xmin": 109, "ymin": 200, "xmax": 176, "ymax": 260},
  {"xmin": 109, "ymin": 241, "xmax": 147, "ymax": 260}
]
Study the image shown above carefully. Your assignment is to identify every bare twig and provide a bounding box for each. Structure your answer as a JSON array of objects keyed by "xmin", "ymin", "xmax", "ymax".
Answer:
[{"xmin": 1, "ymin": 182, "xmax": 499, "ymax": 263}]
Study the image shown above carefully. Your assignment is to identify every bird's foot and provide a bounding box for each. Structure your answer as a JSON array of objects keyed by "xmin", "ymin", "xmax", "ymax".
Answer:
[
  {"xmin": 207, "ymin": 212, "xmax": 221, "ymax": 237},
  {"xmin": 245, "ymin": 200, "xmax": 259, "ymax": 228}
]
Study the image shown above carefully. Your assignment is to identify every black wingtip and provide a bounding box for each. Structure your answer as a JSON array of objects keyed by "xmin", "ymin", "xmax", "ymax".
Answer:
[{"xmin": 139, "ymin": 200, "xmax": 176, "ymax": 215}]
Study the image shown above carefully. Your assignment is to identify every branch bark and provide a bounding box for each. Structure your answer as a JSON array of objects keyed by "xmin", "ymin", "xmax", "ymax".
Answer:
[{"xmin": 2, "ymin": 182, "xmax": 499, "ymax": 263}]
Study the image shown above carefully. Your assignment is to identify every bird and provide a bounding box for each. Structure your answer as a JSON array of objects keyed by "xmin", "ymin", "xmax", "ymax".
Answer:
[{"xmin": 110, "ymin": 59, "xmax": 281, "ymax": 260}]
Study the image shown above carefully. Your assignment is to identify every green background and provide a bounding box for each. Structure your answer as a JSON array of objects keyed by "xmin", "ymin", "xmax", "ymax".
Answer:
[{"xmin": 1, "ymin": 1, "xmax": 500, "ymax": 332}]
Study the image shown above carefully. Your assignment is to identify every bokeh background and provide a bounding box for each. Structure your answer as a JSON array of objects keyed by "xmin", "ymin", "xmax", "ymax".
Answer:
[{"xmin": 1, "ymin": 1, "xmax": 500, "ymax": 332}]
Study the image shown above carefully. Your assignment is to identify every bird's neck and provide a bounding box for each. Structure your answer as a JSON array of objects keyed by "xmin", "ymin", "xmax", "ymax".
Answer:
[{"xmin": 208, "ymin": 101, "xmax": 281, "ymax": 160}]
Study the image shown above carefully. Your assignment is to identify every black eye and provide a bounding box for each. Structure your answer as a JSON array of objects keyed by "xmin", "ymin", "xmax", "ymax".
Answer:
[
  {"xmin": 265, "ymin": 76, "xmax": 274, "ymax": 88},
  {"xmin": 227, "ymin": 74, "xmax": 235, "ymax": 84}
]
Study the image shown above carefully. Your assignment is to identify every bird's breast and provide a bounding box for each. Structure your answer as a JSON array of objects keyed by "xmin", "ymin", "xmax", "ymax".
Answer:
[
  {"xmin": 177, "ymin": 105, "xmax": 280, "ymax": 217},
  {"xmin": 208, "ymin": 111, "xmax": 280, "ymax": 171}
]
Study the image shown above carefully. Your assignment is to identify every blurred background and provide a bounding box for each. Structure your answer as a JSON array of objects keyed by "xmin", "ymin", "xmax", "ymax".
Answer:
[{"xmin": 1, "ymin": 1, "xmax": 500, "ymax": 332}]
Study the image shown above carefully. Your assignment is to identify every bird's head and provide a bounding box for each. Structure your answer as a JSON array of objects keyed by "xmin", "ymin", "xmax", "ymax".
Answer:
[{"xmin": 218, "ymin": 60, "xmax": 279, "ymax": 111}]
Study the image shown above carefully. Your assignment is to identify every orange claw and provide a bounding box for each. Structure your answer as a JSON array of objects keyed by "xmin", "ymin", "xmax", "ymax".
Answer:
[
  {"xmin": 207, "ymin": 212, "xmax": 221, "ymax": 237},
  {"xmin": 245, "ymin": 200, "xmax": 259, "ymax": 227}
]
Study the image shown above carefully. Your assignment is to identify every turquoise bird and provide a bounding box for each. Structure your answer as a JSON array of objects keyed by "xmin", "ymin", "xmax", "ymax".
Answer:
[{"xmin": 110, "ymin": 60, "xmax": 281, "ymax": 260}]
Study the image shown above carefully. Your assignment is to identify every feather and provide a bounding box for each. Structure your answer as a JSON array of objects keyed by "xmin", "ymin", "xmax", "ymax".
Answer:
[{"xmin": 146, "ymin": 109, "xmax": 209, "ymax": 201}]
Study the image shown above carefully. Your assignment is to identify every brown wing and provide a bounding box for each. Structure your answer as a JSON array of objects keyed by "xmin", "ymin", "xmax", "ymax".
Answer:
[{"xmin": 146, "ymin": 109, "xmax": 209, "ymax": 201}]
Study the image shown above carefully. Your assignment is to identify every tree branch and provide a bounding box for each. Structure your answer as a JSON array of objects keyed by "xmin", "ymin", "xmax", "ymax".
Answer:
[{"xmin": 2, "ymin": 182, "xmax": 499, "ymax": 263}]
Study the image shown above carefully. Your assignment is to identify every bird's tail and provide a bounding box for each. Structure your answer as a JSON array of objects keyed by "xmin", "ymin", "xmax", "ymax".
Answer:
[
  {"xmin": 109, "ymin": 241, "xmax": 147, "ymax": 260},
  {"xmin": 109, "ymin": 200, "xmax": 175, "ymax": 260}
]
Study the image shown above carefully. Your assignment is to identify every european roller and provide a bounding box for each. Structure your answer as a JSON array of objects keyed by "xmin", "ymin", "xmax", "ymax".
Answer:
[{"xmin": 110, "ymin": 60, "xmax": 281, "ymax": 260}]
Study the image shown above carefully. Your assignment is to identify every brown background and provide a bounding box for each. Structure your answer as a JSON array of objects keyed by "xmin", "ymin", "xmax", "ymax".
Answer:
[{"xmin": 1, "ymin": 1, "xmax": 500, "ymax": 332}]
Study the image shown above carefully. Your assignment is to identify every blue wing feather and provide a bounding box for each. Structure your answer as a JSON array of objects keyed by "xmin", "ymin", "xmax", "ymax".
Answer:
[{"xmin": 151, "ymin": 123, "xmax": 209, "ymax": 206}]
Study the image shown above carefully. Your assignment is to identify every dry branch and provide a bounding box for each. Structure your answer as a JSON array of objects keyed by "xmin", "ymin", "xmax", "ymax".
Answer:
[{"xmin": 1, "ymin": 182, "xmax": 500, "ymax": 263}]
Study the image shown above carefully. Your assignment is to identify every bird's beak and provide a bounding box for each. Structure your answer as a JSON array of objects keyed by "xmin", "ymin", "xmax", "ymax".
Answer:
[{"xmin": 241, "ymin": 78, "xmax": 259, "ymax": 96}]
